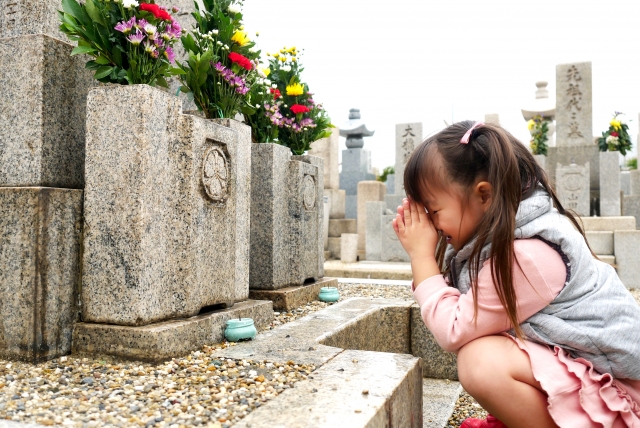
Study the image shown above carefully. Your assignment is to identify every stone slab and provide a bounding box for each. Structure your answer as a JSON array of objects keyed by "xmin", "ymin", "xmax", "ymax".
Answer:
[
  {"xmin": 395, "ymin": 123, "xmax": 422, "ymax": 195},
  {"xmin": 600, "ymin": 151, "xmax": 621, "ymax": 217},
  {"xmin": 386, "ymin": 173, "xmax": 396, "ymax": 195},
  {"xmin": 342, "ymin": 148, "xmax": 372, "ymax": 174},
  {"xmin": 328, "ymin": 237, "xmax": 342, "ymax": 260},
  {"xmin": 630, "ymin": 170, "xmax": 640, "ymax": 196},
  {"xmin": 598, "ymin": 255, "xmax": 615, "ymax": 266},
  {"xmin": 365, "ymin": 201, "xmax": 386, "ymax": 261},
  {"xmin": 381, "ymin": 214, "xmax": 410, "ymax": 262},
  {"xmin": 546, "ymin": 144, "xmax": 600, "ymax": 192},
  {"xmin": 579, "ymin": 216, "xmax": 636, "ymax": 231},
  {"xmin": 250, "ymin": 144, "xmax": 324, "ymax": 290},
  {"xmin": 621, "ymin": 171, "xmax": 631, "ymax": 195},
  {"xmin": 341, "ymin": 233, "xmax": 359, "ymax": 263},
  {"xmin": 329, "ymin": 218, "xmax": 357, "ymax": 237},
  {"xmin": 556, "ymin": 62, "xmax": 592, "ymax": 147},
  {"xmin": 422, "ymin": 379, "xmax": 463, "ymax": 428},
  {"xmin": 323, "ymin": 260, "xmax": 412, "ymax": 280},
  {"xmin": 0, "ymin": 0, "xmax": 68, "ymax": 41},
  {"xmin": 585, "ymin": 231, "xmax": 614, "ymax": 255},
  {"xmin": 346, "ymin": 194, "xmax": 358, "ymax": 219},
  {"xmin": 357, "ymin": 181, "xmax": 387, "ymax": 251},
  {"xmin": 308, "ymin": 127, "xmax": 340, "ymax": 190},
  {"xmin": 622, "ymin": 196, "xmax": 640, "ymax": 229},
  {"xmin": 233, "ymin": 349, "xmax": 422, "ymax": 428},
  {"xmin": 0, "ymin": 187, "xmax": 82, "ymax": 363},
  {"xmin": 324, "ymin": 188, "xmax": 346, "ymax": 219},
  {"xmin": 556, "ymin": 162, "xmax": 590, "ymax": 216},
  {"xmin": 0, "ymin": 35, "xmax": 94, "ymax": 188},
  {"xmin": 248, "ymin": 278, "xmax": 338, "ymax": 311},
  {"xmin": 212, "ymin": 298, "xmax": 414, "ymax": 366},
  {"xmin": 614, "ymin": 231, "xmax": 640, "ymax": 289},
  {"xmin": 82, "ymin": 86, "xmax": 250, "ymax": 326},
  {"xmin": 410, "ymin": 305, "xmax": 458, "ymax": 380},
  {"xmin": 72, "ymin": 300, "xmax": 273, "ymax": 362}
]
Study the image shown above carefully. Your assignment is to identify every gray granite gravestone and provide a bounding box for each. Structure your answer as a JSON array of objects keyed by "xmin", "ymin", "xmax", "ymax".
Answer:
[
  {"xmin": 250, "ymin": 143, "xmax": 324, "ymax": 289},
  {"xmin": 339, "ymin": 109, "xmax": 375, "ymax": 219},
  {"xmin": 599, "ymin": 151, "xmax": 621, "ymax": 216},
  {"xmin": 381, "ymin": 214, "xmax": 410, "ymax": 262},
  {"xmin": 621, "ymin": 170, "xmax": 631, "ymax": 195},
  {"xmin": 395, "ymin": 123, "xmax": 422, "ymax": 196},
  {"xmin": 365, "ymin": 201, "xmax": 387, "ymax": 261},
  {"xmin": 82, "ymin": 85, "xmax": 251, "ymax": 326},
  {"xmin": 556, "ymin": 162, "xmax": 590, "ymax": 216}
]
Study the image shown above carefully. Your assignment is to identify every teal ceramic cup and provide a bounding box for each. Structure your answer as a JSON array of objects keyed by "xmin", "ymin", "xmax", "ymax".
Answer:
[
  {"xmin": 318, "ymin": 287, "xmax": 340, "ymax": 302},
  {"xmin": 224, "ymin": 318, "xmax": 257, "ymax": 342}
]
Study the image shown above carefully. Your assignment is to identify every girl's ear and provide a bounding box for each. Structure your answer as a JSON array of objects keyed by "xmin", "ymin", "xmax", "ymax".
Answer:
[{"xmin": 476, "ymin": 181, "xmax": 493, "ymax": 210}]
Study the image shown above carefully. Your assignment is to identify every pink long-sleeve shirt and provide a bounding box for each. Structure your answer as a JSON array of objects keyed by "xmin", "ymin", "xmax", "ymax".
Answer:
[{"xmin": 413, "ymin": 238, "xmax": 567, "ymax": 353}]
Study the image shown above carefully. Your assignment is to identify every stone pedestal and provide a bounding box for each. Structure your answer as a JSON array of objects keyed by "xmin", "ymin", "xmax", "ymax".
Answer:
[
  {"xmin": 0, "ymin": 35, "xmax": 94, "ymax": 188},
  {"xmin": 0, "ymin": 188, "xmax": 82, "ymax": 362},
  {"xmin": 600, "ymin": 151, "xmax": 621, "ymax": 217},
  {"xmin": 82, "ymin": 85, "xmax": 251, "ymax": 326},
  {"xmin": 357, "ymin": 181, "xmax": 387, "ymax": 251},
  {"xmin": 556, "ymin": 162, "xmax": 590, "ymax": 216},
  {"xmin": 250, "ymin": 143, "xmax": 324, "ymax": 290}
]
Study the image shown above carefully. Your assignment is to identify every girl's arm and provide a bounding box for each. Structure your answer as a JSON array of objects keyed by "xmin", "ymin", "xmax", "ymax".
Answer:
[{"xmin": 414, "ymin": 239, "xmax": 566, "ymax": 353}]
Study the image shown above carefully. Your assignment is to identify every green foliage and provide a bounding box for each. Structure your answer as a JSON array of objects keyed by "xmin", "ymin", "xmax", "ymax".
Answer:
[
  {"xmin": 244, "ymin": 48, "xmax": 333, "ymax": 155},
  {"xmin": 58, "ymin": 0, "xmax": 182, "ymax": 85},
  {"xmin": 178, "ymin": 0, "xmax": 260, "ymax": 119},
  {"xmin": 627, "ymin": 158, "xmax": 637, "ymax": 170},
  {"xmin": 377, "ymin": 166, "xmax": 395, "ymax": 183},
  {"xmin": 598, "ymin": 112, "xmax": 632, "ymax": 156},
  {"xmin": 528, "ymin": 115, "xmax": 549, "ymax": 156}
]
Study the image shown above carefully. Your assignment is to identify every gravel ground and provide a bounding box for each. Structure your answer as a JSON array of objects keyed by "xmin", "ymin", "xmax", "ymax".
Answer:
[{"xmin": 1, "ymin": 282, "xmax": 638, "ymax": 427}]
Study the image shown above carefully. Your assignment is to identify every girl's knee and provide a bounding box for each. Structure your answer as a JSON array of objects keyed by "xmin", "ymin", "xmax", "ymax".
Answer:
[{"xmin": 457, "ymin": 336, "xmax": 515, "ymax": 396}]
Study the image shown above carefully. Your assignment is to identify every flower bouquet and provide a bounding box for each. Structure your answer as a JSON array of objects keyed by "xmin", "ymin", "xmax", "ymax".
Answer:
[
  {"xmin": 244, "ymin": 47, "xmax": 333, "ymax": 155},
  {"xmin": 598, "ymin": 112, "xmax": 632, "ymax": 155},
  {"xmin": 527, "ymin": 115, "xmax": 549, "ymax": 156},
  {"xmin": 178, "ymin": 0, "xmax": 260, "ymax": 119},
  {"xmin": 59, "ymin": 0, "xmax": 183, "ymax": 86}
]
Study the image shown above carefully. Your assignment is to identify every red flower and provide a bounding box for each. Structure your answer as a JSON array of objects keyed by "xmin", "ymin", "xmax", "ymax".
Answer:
[
  {"xmin": 290, "ymin": 104, "xmax": 310, "ymax": 115},
  {"xmin": 611, "ymin": 131, "xmax": 619, "ymax": 137},
  {"xmin": 270, "ymin": 88, "xmax": 281, "ymax": 99},
  {"xmin": 140, "ymin": 3, "xmax": 173, "ymax": 21},
  {"xmin": 228, "ymin": 52, "xmax": 252, "ymax": 71}
]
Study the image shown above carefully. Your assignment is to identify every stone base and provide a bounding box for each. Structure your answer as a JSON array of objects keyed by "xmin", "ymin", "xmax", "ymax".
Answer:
[
  {"xmin": 72, "ymin": 300, "xmax": 273, "ymax": 362},
  {"xmin": 579, "ymin": 216, "xmax": 636, "ymax": 231},
  {"xmin": 0, "ymin": 187, "xmax": 82, "ymax": 363},
  {"xmin": 328, "ymin": 218, "xmax": 356, "ymax": 237},
  {"xmin": 323, "ymin": 260, "xmax": 412, "ymax": 280},
  {"xmin": 411, "ymin": 305, "xmax": 457, "ymax": 380},
  {"xmin": 586, "ymin": 231, "xmax": 614, "ymax": 254},
  {"xmin": 248, "ymin": 277, "xmax": 338, "ymax": 311}
]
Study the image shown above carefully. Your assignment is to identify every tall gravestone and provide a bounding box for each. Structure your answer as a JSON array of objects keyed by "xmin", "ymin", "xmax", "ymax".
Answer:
[
  {"xmin": 547, "ymin": 62, "xmax": 599, "ymax": 200},
  {"xmin": 339, "ymin": 109, "xmax": 375, "ymax": 219},
  {"xmin": 394, "ymin": 123, "xmax": 423, "ymax": 198},
  {"xmin": 556, "ymin": 162, "xmax": 590, "ymax": 216},
  {"xmin": 0, "ymin": 0, "xmax": 94, "ymax": 362}
]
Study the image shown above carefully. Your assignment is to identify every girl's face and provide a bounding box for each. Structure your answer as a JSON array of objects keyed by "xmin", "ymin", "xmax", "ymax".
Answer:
[{"xmin": 423, "ymin": 181, "xmax": 491, "ymax": 251}]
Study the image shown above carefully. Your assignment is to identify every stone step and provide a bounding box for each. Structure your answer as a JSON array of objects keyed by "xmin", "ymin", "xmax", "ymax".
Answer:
[
  {"xmin": 585, "ymin": 231, "xmax": 613, "ymax": 255},
  {"xmin": 329, "ymin": 218, "xmax": 357, "ymax": 237},
  {"xmin": 423, "ymin": 379, "xmax": 463, "ymax": 428},
  {"xmin": 233, "ymin": 349, "xmax": 423, "ymax": 428},
  {"xmin": 249, "ymin": 277, "xmax": 338, "ymax": 311},
  {"xmin": 579, "ymin": 216, "xmax": 636, "ymax": 231},
  {"xmin": 324, "ymin": 260, "xmax": 413, "ymax": 280},
  {"xmin": 597, "ymin": 255, "xmax": 615, "ymax": 266}
]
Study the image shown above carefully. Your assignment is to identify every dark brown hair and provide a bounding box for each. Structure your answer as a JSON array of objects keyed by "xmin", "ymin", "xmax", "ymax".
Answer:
[{"xmin": 404, "ymin": 120, "xmax": 592, "ymax": 338}]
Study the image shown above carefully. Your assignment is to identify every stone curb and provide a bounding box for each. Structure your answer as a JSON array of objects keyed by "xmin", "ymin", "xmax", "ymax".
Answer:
[{"xmin": 248, "ymin": 277, "xmax": 338, "ymax": 311}]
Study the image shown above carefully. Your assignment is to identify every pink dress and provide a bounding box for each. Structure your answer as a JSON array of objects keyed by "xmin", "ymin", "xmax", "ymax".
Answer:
[{"xmin": 413, "ymin": 238, "xmax": 640, "ymax": 427}]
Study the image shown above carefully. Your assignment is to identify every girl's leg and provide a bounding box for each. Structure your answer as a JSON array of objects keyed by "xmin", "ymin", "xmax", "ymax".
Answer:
[{"xmin": 457, "ymin": 335, "xmax": 559, "ymax": 428}]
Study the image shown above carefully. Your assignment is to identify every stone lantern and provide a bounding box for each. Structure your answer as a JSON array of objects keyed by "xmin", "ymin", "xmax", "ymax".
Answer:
[{"xmin": 521, "ymin": 81, "xmax": 556, "ymax": 147}]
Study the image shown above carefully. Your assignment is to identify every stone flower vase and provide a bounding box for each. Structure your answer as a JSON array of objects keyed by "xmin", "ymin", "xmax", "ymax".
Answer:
[
  {"xmin": 82, "ymin": 85, "xmax": 251, "ymax": 326},
  {"xmin": 249, "ymin": 143, "xmax": 324, "ymax": 290}
]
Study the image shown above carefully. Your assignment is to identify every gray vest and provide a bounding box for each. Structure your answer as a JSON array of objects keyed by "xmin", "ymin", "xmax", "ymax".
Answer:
[{"xmin": 446, "ymin": 188, "xmax": 640, "ymax": 380}]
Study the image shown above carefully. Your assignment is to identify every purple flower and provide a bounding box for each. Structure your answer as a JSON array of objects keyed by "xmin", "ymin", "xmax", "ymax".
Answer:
[
  {"xmin": 214, "ymin": 62, "xmax": 226, "ymax": 72},
  {"xmin": 127, "ymin": 30, "xmax": 145, "ymax": 45},
  {"xmin": 115, "ymin": 17, "xmax": 136, "ymax": 34},
  {"xmin": 163, "ymin": 46, "xmax": 176, "ymax": 63},
  {"xmin": 134, "ymin": 18, "xmax": 148, "ymax": 31},
  {"xmin": 169, "ymin": 21, "xmax": 182, "ymax": 38},
  {"xmin": 172, "ymin": 6, "xmax": 180, "ymax": 13}
]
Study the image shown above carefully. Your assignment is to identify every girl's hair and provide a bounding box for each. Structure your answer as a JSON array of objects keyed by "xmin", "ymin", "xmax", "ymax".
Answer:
[{"xmin": 404, "ymin": 120, "xmax": 592, "ymax": 338}]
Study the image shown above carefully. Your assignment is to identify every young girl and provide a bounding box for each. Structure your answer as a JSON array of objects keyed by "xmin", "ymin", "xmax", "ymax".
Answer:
[{"xmin": 393, "ymin": 121, "xmax": 640, "ymax": 428}]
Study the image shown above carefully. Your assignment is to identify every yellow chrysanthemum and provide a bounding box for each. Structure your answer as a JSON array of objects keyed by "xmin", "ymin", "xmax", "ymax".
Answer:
[
  {"xmin": 292, "ymin": 57, "xmax": 297, "ymax": 62},
  {"xmin": 610, "ymin": 119, "xmax": 622, "ymax": 131},
  {"xmin": 231, "ymin": 30, "xmax": 250, "ymax": 46},
  {"xmin": 286, "ymin": 83, "xmax": 304, "ymax": 96},
  {"xmin": 527, "ymin": 119, "xmax": 535, "ymax": 131},
  {"xmin": 279, "ymin": 56, "xmax": 286, "ymax": 62},
  {"xmin": 262, "ymin": 67, "xmax": 270, "ymax": 77}
]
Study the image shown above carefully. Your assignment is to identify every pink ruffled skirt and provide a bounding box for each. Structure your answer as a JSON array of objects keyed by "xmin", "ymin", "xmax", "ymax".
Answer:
[{"xmin": 512, "ymin": 338, "xmax": 640, "ymax": 427}]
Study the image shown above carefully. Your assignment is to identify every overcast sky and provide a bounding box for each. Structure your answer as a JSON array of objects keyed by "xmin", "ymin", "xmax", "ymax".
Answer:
[{"xmin": 242, "ymin": 0, "xmax": 640, "ymax": 171}]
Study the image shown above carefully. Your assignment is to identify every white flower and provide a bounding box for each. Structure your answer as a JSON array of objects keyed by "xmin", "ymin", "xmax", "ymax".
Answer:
[
  {"xmin": 249, "ymin": 47, "xmax": 258, "ymax": 53},
  {"xmin": 228, "ymin": 4, "xmax": 241, "ymax": 13},
  {"xmin": 282, "ymin": 65, "xmax": 291, "ymax": 72},
  {"xmin": 210, "ymin": 29, "xmax": 219, "ymax": 35},
  {"xmin": 255, "ymin": 104, "xmax": 260, "ymax": 108},
  {"xmin": 606, "ymin": 135, "xmax": 620, "ymax": 145},
  {"xmin": 122, "ymin": 0, "xmax": 138, "ymax": 7},
  {"xmin": 272, "ymin": 84, "xmax": 278, "ymax": 88},
  {"xmin": 264, "ymin": 79, "xmax": 271, "ymax": 85}
]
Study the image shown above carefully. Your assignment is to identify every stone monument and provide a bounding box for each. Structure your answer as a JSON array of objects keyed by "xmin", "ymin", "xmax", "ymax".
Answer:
[
  {"xmin": 339, "ymin": 109, "xmax": 375, "ymax": 219},
  {"xmin": 394, "ymin": 123, "xmax": 423, "ymax": 198},
  {"xmin": 556, "ymin": 162, "xmax": 590, "ymax": 216},
  {"xmin": 0, "ymin": 0, "xmax": 93, "ymax": 362}
]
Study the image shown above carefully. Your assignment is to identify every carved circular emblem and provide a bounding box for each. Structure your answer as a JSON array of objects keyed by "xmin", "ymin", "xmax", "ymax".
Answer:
[
  {"xmin": 564, "ymin": 173, "xmax": 583, "ymax": 192},
  {"xmin": 202, "ymin": 146, "xmax": 229, "ymax": 203},
  {"xmin": 302, "ymin": 175, "xmax": 316, "ymax": 210}
]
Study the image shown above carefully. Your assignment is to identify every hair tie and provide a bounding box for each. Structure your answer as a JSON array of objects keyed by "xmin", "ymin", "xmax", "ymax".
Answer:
[{"xmin": 460, "ymin": 121, "xmax": 484, "ymax": 144}]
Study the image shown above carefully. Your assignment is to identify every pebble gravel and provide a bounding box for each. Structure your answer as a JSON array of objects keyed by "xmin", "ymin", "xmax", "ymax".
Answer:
[{"xmin": 1, "ymin": 281, "xmax": 638, "ymax": 427}]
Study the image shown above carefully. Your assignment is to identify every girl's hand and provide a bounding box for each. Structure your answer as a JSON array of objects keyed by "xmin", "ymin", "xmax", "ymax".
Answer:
[{"xmin": 392, "ymin": 198, "xmax": 439, "ymax": 261}]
